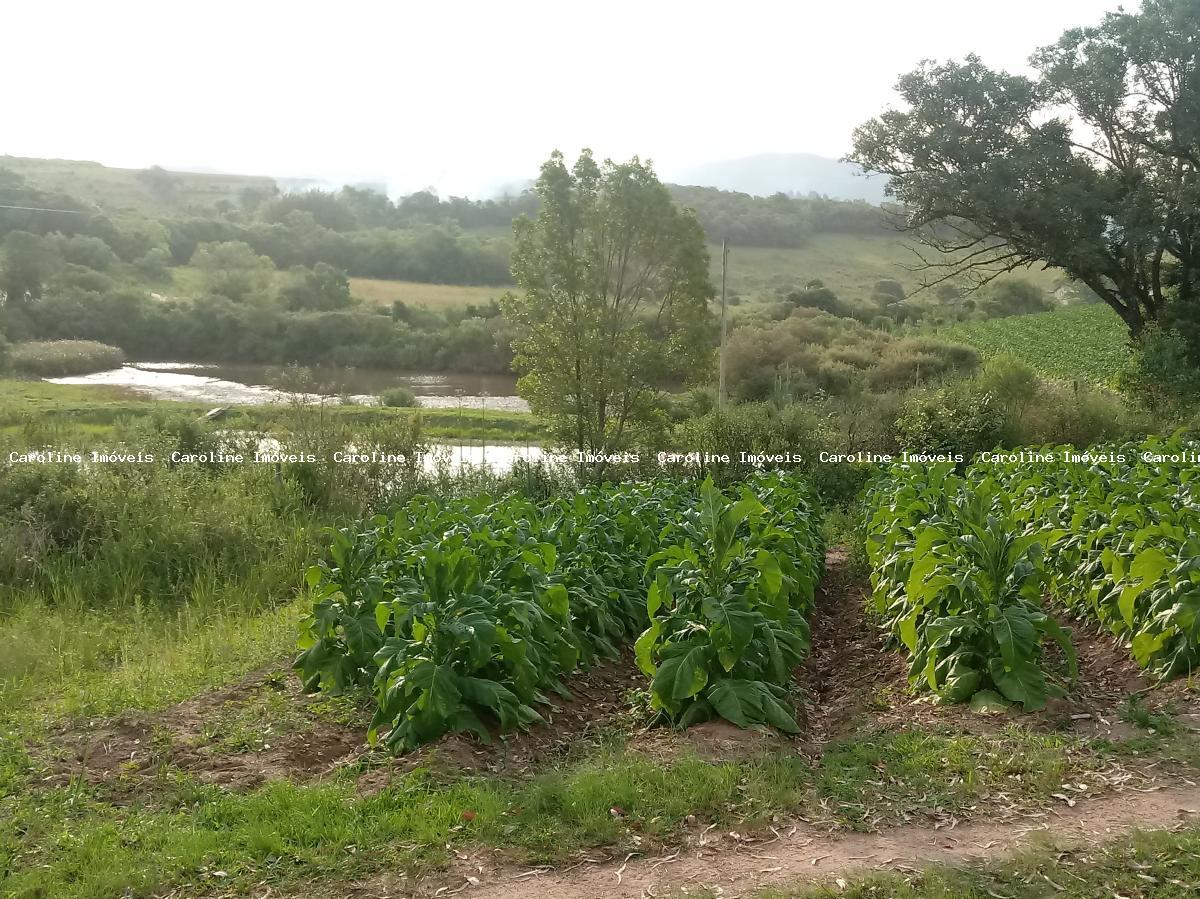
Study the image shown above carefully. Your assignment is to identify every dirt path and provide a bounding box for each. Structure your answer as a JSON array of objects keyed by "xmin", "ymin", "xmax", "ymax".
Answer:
[{"xmin": 434, "ymin": 782, "xmax": 1200, "ymax": 899}]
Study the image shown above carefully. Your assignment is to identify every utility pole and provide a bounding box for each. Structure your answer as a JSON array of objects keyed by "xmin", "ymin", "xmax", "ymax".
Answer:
[{"xmin": 718, "ymin": 239, "xmax": 729, "ymax": 411}]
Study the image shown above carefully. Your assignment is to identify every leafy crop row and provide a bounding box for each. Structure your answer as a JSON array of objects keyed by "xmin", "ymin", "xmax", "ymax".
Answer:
[
  {"xmin": 297, "ymin": 474, "xmax": 823, "ymax": 751},
  {"xmin": 637, "ymin": 474, "xmax": 824, "ymax": 732},
  {"xmin": 866, "ymin": 464, "xmax": 1075, "ymax": 711},
  {"xmin": 985, "ymin": 437, "xmax": 1200, "ymax": 675},
  {"xmin": 868, "ymin": 436, "xmax": 1200, "ymax": 710}
]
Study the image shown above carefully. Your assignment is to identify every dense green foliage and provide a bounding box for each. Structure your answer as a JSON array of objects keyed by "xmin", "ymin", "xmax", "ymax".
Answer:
[
  {"xmin": 865, "ymin": 464, "xmax": 1075, "ymax": 710},
  {"xmin": 0, "ymin": 273, "xmax": 515, "ymax": 372},
  {"xmin": 297, "ymin": 473, "xmax": 823, "ymax": 750},
  {"xmin": 851, "ymin": 0, "xmax": 1200, "ymax": 348},
  {"xmin": 638, "ymin": 474, "xmax": 823, "ymax": 731},
  {"xmin": 297, "ymin": 481, "xmax": 687, "ymax": 750},
  {"xmin": 506, "ymin": 151, "xmax": 713, "ymax": 460},
  {"xmin": 726, "ymin": 307, "xmax": 980, "ymax": 400},
  {"xmin": 985, "ymin": 437, "xmax": 1200, "ymax": 675},
  {"xmin": 868, "ymin": 436, "xmax": 1200, "ymax": 703}
]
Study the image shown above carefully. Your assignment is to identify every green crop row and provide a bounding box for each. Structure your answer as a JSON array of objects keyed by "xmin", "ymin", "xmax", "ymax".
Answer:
[
  {"xmin": 637, "ymin": 474, "xmax": 824, "ymax": 732},
  {"xmin": 984, "ymin": 437, "xmax": 1200, "ymax": 675},
  {"xmin": 296, "ymin": 473, "xmax": 823, "ymax": 751},
  {"xmin": 867, "ymin": 436, "xmax": 1200, "ymax": 712},
  {"xmin": 866, "ymin": 464, "xmax": 1076, "ymax": 711}
]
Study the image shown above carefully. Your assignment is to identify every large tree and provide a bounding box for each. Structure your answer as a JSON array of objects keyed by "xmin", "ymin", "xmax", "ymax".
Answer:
[
  {"xmin": 504, "ymin": 150, "xmax": 713, "ymax": 465},
  {"xmin": 849, "ymin": 0, "xmax": 1199, "ymax": 342}
]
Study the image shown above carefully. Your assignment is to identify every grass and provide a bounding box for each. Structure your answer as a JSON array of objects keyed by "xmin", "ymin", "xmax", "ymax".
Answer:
[
  {"xmin": 349, "ymin": 277, "xmax": 509, "ymax": 311},
  {"xmin": 751, "ymin": 825, "xmax": 1200, "ymax": 897},
  {"xmin": 930, "ymin": 304, "xmax": 1130, "ymax": 386},
  {"xmin": 716, "ymin": 235, "xmax": 1066, "ymax": 305},
  {"xmin": 0, "ymin": 723, "xmax": 1106, "ymax": 898},
  {"xmin": 0, "ymin": 155, "xmax": 274, "ymax": 215},
  {"xmin": 0, "ymin": 378, "xmax": 544, "ymax": 444},
  {"xmin": 9, "ymin": 340, "xmax": 126, "ymax": 377},
  {"xmin": 165, "ymin": 268, "xmax": 509, "ymax": 313}
]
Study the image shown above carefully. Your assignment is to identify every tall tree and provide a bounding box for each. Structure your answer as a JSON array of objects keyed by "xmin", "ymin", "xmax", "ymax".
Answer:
[
  {"xmin": 504, "ymin": 150, "xmax": 713, "ymax": 466},
  {"xmin": 849, "ymin": 0, "xmax": 1199, "ymax": 342}
]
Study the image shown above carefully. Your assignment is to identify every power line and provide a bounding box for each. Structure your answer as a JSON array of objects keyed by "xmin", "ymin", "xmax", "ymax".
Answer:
[{"xmin": 0, "ymin": 204, "xmax": 90, "ymax": 214}]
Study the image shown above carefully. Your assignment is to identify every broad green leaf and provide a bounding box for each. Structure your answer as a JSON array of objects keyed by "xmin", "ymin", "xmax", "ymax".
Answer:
[
  {"xmin": 653, "ymin": 646, "xmax": 710, "ymax": 701},
  {"xmin": 634, "ymin": 621, "xmax": 661, "ymax": 675},
  {"xmin": 968, "ymin": 689, "xmax": 1009, "ymax": 715}
]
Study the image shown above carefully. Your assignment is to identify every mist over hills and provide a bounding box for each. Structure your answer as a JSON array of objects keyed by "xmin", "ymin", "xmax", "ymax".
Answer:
[{"xmin": 668, "ymin": 153, "xmax": 888, "ymax": 203}]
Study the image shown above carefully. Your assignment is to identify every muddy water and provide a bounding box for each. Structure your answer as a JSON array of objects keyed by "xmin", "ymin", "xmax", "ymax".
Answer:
[{"xmin": 48, "ymin": 362, "xmax": 528, "ymax": 412}]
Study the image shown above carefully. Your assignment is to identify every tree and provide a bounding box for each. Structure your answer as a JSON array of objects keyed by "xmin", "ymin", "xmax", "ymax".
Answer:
[
  {"xmin": 504, "ymin": 150, "xmax": 713, "ymax": 466},
  {"xmin": 982, "ymin": 279, "xmax": 1050, "ymax": 317},
  {"xmin": 137, "ymin": 166, "xmax": 178, "ymax": 203},
  {"xmin": 190, "ymin": 240, "xmax": 276, "ymax": 303},
  {"xmin": 0, "ymin": 231, "xmax": 60, "ymax": 304},
  {"xmin": 280, "ymin": 262, "xmax": 351, "ymax": 311},
  {"xmin": 849, "ymin": 0, "xmax": 1200, "ymax": 343}
]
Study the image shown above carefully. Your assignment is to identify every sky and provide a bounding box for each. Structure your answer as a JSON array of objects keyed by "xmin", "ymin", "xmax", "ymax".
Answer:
[{"xmin": 2, "ymin": 0, "xmax": 1123, "ymax": 198}]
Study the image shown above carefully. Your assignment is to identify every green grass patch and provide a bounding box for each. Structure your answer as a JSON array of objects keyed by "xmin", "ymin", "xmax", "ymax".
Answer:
[
  {"xmin": 717, "ymin": 235, "xmax": 1065, "ymax": 305},
  {"xmin": 814, "ymin": 727, "xmax": 1078, "ymax": 829},
  {"xmin": 0, "ymin": 155, "xmax": 275, "ymax": 215},
  {"xmin": 0, "ymin": 749, "xmax": 810, "ymax": 898},
  {"xmin": 0, "ymin": 379, "xmax": 543, "ymax": 444},
  {"xmin": 8, "ymin": 340, "xmax": 126, "ymax": 377},
  {"xmin": 0, "ymin": 716, "xmax": 1110, "ymax": 897}
]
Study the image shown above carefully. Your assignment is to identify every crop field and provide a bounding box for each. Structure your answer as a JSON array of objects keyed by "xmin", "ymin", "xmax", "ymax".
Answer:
[
  {"xmin": 866, "ymin": 436, "xmax": 1200, "ymax": 711},
  {"xmin": 931, "ymin": 303, "xmax": 1129, "ymax": 385},
  {"xmin": 4, "ymin": 447, "xmax": 1200, "ymax": 897},
  {"xmin": 300, "ymin": 473, "xmax": 824, "ymax": 748}
]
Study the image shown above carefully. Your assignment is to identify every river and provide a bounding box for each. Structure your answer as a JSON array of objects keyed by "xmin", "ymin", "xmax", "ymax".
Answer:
[{"xmin": 47, "ymin": 362, "xmax": 529, "ymax": 412}]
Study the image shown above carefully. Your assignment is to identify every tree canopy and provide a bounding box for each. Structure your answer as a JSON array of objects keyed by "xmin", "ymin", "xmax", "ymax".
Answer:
[
  {"xmin": 850, "ymin": 0, "xmax": 1199, "ymax": 344},
  {"xmin": 504, "ymin": 150, "xmax": 713, "ymax": 463}
]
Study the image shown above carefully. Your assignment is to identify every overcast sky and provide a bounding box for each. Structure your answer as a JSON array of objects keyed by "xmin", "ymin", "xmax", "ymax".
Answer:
[{"xmin": 3, "ymin": 0, "xmax": 1121, "ymax": 197}]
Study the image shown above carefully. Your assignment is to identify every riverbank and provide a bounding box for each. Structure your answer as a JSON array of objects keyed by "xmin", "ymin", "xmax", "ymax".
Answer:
[{"xmin": 0, "ymin": 380, "xmax": 545, "ymax": 445}]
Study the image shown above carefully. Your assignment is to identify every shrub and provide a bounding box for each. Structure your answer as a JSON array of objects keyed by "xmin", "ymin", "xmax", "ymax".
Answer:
[
  {"xmin": 1013, "ymin": 381, "xmax": 1141, "ymax": 447},
  {"xmin": 978, "ymin": 353, "xmax": 1039, "ymax": 412},
  {"xmin": 872, "ymin": 278, "xmax": 906, "ymax": 302},
  {"xmin": 1117, "ymin": 325, "xmax": 1200, "ymax": 412},
  {"xmin": 9, "ymin": 340, "xmax": 125, "ymax": 377},
  {"xmin": 380, "ymin": 386, "xmax": 419, "ymax": 408},
  {"xmin": 892, "ymin": 382, "xmax": 1006, "ymax": 454}
]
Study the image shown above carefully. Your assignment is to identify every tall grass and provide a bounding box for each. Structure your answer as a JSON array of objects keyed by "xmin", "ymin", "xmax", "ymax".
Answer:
[{"xmin": 8, "ymin": 339, "xmax": 125, "ymax": 376}]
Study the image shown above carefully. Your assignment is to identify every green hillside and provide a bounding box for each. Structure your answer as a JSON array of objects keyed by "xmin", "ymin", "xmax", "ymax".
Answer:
[
  {"xmin": 930, "ymin": 303, "xmax": 1130, "ymax": 385},
  {"xmin": 0, "ymin": 155, "xmax": 276, "ymax": 215},
  {"xmin": 713, "ymin": 234, "xmax": 1068, "ymax": 305}
]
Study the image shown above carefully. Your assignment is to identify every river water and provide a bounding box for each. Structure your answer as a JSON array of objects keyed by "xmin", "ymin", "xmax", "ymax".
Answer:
[{"xmin": 48, "ymin": 362, "xmax": 529, "ymax": 412}]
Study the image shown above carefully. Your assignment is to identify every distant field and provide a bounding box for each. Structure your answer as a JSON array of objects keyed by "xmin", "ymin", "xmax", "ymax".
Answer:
[
  {"xmin": 930, "ymin": 303, "xmax": 1130, "ymax": 385},
  {"xmin": 163, "ymin": 269, "xmax": 509, "ymax": 312},
  {"xmin": 349, "ymin": 278, "xmax": 509, "ymax": 311},
  {"xmin": 0, "ymin": 155, "xmax": 275, "ymax": 215},
  {"xmin": 715, "ymin": 234, "xmax": 1067, "ymax": 304}
]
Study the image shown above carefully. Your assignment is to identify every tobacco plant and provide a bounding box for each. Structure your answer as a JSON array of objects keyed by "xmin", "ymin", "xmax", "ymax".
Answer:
[
  {"xmin": 867, "ymin": 467, "xmax": 1075, "ymax": 710},
  {"xmin": 637, "ymin": 473, "xmax": 824, "ymax": 731}
]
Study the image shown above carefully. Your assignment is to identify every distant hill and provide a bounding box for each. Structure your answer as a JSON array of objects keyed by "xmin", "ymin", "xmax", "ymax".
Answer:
[
  {"xmin": 670, "ymin": 153, "xmax": 888, "ymax": 203},
  {"xmin": 0, "ymin": 156, "xmax": 278, "ymax": 215}
]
